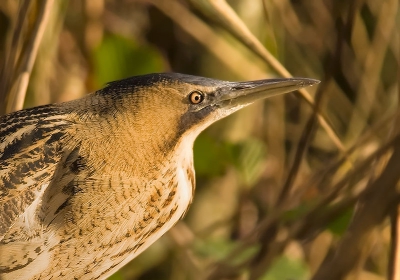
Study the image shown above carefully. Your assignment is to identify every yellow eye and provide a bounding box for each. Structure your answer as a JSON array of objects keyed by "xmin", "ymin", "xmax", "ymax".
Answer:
[{"xmin": 189, "ymin": 91, "xmax": 204, "ymax": 104}]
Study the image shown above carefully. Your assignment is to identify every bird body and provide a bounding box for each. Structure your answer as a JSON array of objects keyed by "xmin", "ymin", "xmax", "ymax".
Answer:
[{"xmin": 0, "ymin": 73, "xmax": 318, "ymax": 279}]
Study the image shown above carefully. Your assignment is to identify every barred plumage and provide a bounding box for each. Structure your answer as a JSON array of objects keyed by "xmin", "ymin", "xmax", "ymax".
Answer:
[{"xmin": 0, "ymin": 105, "xmax": 68, "ymax": 237}]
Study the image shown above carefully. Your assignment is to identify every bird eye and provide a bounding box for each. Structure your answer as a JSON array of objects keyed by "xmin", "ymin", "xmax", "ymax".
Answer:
[{"xmin": 189, "ymin": 91, "xmax": 204, "ymax": 104}]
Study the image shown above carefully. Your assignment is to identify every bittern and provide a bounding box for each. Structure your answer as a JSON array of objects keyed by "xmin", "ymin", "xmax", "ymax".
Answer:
[{"xmin": 0, "ymin": 73, "xmax": 318, "ymax": 279}]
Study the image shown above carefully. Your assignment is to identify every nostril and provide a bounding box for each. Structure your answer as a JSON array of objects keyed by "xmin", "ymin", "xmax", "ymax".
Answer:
[{"xmin": 231, "ymin": 86, "xmax": 248, "ymax": 90}]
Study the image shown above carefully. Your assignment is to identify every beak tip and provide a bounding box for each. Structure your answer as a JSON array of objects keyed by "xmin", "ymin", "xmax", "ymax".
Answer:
[{"xmin": 300, "ymin": 78, "xmax": 320, "ymax": 87}]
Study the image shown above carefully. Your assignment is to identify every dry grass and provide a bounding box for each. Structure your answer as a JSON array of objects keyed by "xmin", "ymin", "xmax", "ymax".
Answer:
[{"xmin": 0, "ymin": 0, "xmax": 399, "ymax": 279}]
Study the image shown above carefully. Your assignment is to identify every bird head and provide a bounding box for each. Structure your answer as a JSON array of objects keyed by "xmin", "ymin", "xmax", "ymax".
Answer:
[
  {"xmin": 68, "ymin": 73, "xmax": 318, "ymax": 174},
  {"xmin": 95, "ymin": 73, "xmax": 319, "ymax": 146}
]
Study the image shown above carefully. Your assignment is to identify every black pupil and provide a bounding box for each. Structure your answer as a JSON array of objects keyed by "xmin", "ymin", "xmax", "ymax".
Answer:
[{"xmin": 191, "ymin": 92, "xmax": 202, "ymax": 103}]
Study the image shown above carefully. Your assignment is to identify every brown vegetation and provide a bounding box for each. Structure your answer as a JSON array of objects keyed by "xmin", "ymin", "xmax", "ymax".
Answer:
[{"xmin": 0, "ymin": 0, "xmax": 399, "ymax": 279}]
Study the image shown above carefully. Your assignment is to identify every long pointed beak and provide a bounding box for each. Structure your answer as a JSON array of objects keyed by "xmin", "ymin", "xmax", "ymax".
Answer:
[{"xmin": 216, "ymin": 78, "xmax": 320, "ymax": 108}]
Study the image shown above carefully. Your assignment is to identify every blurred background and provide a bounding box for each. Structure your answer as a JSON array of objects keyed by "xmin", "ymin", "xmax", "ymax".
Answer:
[{"xmin": 0, "ymin": 0, "xmax": 399, "ymax": 279}]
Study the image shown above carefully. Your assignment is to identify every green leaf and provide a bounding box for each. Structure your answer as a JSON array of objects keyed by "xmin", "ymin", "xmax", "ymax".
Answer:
[
  {"xmin": 232, "ymin": 137, "xmax": 267, "ymax": 186},
  {"xmin": 281, "ymin": 203, "xmax": 315, "ymax": 223},
  {"xmin": 327, "ymin": 208, "xmax": 353, "ymax": 236},
  {"xmin": 193, "ymin": 238, "xmax": 259, "ymax": 265},
  {"xmin": 260, "ymin": 256, "xmax": 310, "ymax": 280},
  {"xmin": 92, "ymin": 34, "xmax": 165, "ymax": 87},
  {"xmin": 107, "ymin": 271, "xmax": 124, "ymax": 280},
  {"xmin": 193, "ymin": 134, "xmax": 234, "ymax": 178}
]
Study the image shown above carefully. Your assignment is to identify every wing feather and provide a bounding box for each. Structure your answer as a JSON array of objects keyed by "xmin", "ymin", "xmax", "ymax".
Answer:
[{"xmin": 0, "ymin": 105, "xmax": 70, "ymax": 240}]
